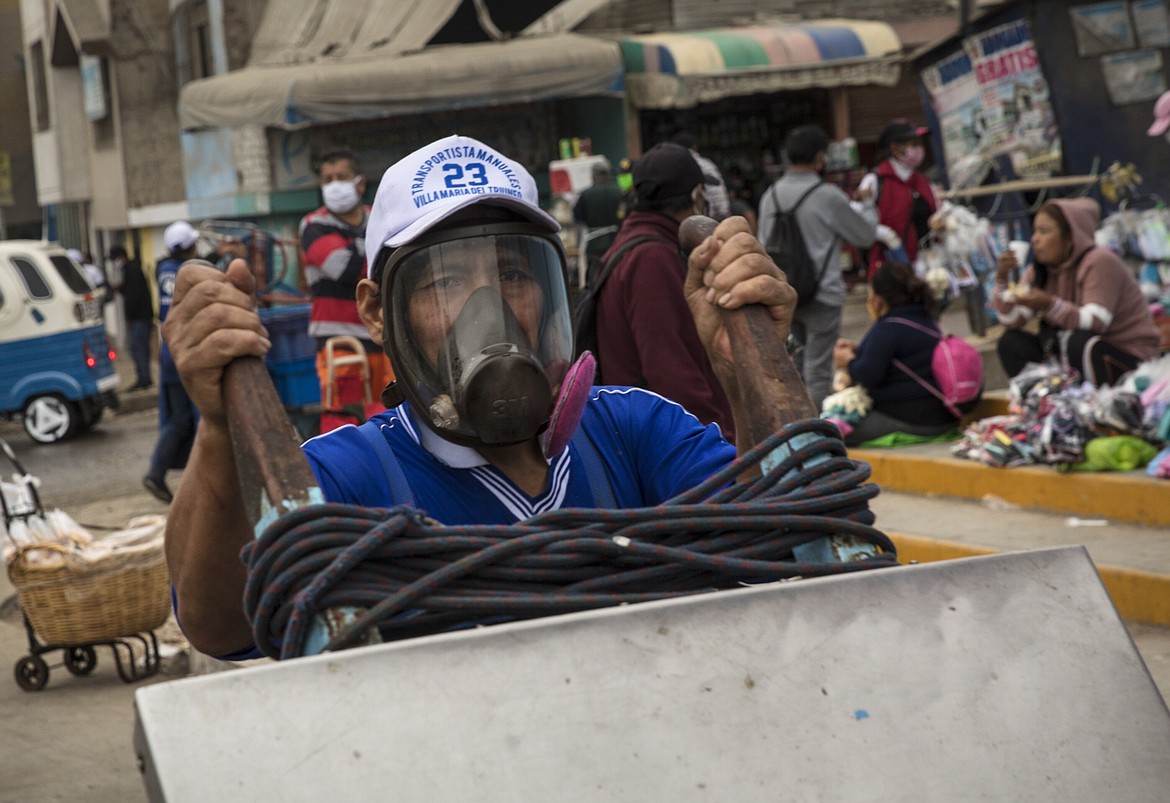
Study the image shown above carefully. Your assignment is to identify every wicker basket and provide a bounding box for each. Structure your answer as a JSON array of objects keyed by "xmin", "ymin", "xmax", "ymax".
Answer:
[{"xmin": 7, "ymin": 540, "xmax": 172, "ymax": 644}]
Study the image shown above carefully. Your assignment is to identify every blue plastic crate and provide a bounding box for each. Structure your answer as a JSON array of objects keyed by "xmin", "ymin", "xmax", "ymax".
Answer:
[
  {"xmin": 259, "ymin": 304, "xmax": 315, "ymax": 364},
  {"xmin": 267, "ymin": 356, "xmax": 321, "ymax": 408}
]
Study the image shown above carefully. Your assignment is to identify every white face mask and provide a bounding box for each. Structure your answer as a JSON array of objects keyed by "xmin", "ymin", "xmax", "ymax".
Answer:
[
  {"xmin": 897, "ymin": 146, "xmax": 925, "ymax": 170},
  {"xmin": 322, "ymin": 177, "xmax": 362, "ymax": 214}
]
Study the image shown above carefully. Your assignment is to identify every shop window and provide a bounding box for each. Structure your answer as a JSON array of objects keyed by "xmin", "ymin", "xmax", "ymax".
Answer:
[{"xmin": 30, "ymin": 41, "xmax": 49, "ymax": 132}]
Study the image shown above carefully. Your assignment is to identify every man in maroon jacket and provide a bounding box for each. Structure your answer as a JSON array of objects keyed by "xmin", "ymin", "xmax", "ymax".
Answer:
[{"xmin": 594, "ymin": 142, "xmax": 735, "ymax": 441}]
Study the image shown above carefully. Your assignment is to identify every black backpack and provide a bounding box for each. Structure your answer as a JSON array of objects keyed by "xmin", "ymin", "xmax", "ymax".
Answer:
[
  {"xmin": 765, "ymin": 181, "xmax": 834, "ymax": 308},
  {"xmin": 572, "ymin": 235, "xmax": 668, "ymax": 371}
]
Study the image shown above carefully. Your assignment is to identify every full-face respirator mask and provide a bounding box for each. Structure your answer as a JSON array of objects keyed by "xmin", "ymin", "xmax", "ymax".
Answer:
[{"xmin": 374, "ymin": 218, "xmax": 588, "ymax": 453}]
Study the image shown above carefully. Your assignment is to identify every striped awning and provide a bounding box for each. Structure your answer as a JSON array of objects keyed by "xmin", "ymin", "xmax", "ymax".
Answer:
[{"xmin": 620, "ymin": 19, "xmax": 903, "ymax": 108}]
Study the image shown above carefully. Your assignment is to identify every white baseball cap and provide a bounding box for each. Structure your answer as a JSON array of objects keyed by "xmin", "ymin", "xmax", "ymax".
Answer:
[
  {"xmin": 1148, "ymin": 90, "xmax": 1170, "ymax": 137},
  {"xmin": 164, "ymin": 220, "xmax": 200, "ymax": 253},
  {"xmin": 364, "ymin": 134, "xmax": 559, "ymax": 278}
]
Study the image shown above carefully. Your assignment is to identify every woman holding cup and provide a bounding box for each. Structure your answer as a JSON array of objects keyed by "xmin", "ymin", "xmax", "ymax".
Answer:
[{"xmin": 993, "ymin": 198, "xmax": 1159, "ymax": 386}]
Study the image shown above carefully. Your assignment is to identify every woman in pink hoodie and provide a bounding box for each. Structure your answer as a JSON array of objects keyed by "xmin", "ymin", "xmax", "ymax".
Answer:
[{"xmin": 994, "ymin": 198, "xmax": 1160, "ymax": 386}]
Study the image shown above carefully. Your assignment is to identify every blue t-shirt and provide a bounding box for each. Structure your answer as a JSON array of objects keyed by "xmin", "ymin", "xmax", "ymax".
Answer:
[{"xmin": 303, "ymin": 386, "xmax": 736, "ymax": 521}]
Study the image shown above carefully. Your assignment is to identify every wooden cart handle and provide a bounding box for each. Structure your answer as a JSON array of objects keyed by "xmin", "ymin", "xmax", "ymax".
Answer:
[
  {"xmin": 223, "ymin": 357, "xmax": 320, "ymax": 528},
  {"xmin": 678, "ymin": 215, "xmax": 815, "ymax": 447}
]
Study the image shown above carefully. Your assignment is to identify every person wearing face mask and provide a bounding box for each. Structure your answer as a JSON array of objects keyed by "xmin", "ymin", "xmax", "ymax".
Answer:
[
  {"xmin": 592, "ymin": 141, "xmax": 735, "ymax": 440},
  {"xmin": 157, "ymin": 134, "xmax": 803, "ymax": 657},
  {"xmin": 757, "ymin": 125, "xmax": 878, "ymax": 409},
  {"xmin": 299, "ymin": 147, "xmax": 392, "ymax": 406},
  {"xmin": 860, "ymin": 120, "xmax": 938, "ymax": 278},
  {"xmin": 831, "ymin": 261, "xmax": 970, "ymax": 445},
  {"xmin": 993, "ymin": 199, "xmax": 1160, "ymax": 386}
]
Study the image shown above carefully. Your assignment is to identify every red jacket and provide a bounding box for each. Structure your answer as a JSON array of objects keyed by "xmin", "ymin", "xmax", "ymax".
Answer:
[
  {"xmin": 869, "ymin": 160, "xmax": 937, "ymax": 273},
  {"xmin": 594, "ymin": 211, "xmax": 735, "ymax": 441}
]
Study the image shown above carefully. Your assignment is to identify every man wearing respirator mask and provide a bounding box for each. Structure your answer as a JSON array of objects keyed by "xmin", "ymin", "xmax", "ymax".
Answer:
[
  {"xmin": 161, "ymin": 134, "xmax": 801, "ymax": 657},
  {"xmin": 300, "ymin": 147, "xmax": 393, "ymax": 405}
]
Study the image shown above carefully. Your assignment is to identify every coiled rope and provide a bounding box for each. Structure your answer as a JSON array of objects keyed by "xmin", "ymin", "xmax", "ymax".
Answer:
[{"xmin": 242, "ymin": 419, "xmax": 897, "ymax": 659}]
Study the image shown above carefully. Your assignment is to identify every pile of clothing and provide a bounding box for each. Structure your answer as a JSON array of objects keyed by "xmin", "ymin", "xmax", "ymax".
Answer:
[{"xmin": 952, "ymin": 356, "xmax": 1170, "ymax": 476}]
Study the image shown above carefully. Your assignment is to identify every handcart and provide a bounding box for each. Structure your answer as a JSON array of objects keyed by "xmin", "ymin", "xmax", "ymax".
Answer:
[
  {"xmin": 319, "ymin": 334, "xmax": 383, "ymax": 433},
  {"xmin": 1, "ymin": 437, "xmax": 170, "ymax": 691}
]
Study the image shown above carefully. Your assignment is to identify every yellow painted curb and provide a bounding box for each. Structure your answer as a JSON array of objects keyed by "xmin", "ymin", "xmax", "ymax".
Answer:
[
  {"xmin": 855, "ymin": 449, "xmax": 1170, "ymax": 528},
  {"xmin": 891, "ymin": 533, "xmax": 1170, "ymax": 628}
]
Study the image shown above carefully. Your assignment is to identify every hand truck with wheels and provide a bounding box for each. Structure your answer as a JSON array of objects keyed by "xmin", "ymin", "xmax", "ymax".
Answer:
[{"xmin": 1, "ymin": 436, "xmax": 168, "ymax": 691}]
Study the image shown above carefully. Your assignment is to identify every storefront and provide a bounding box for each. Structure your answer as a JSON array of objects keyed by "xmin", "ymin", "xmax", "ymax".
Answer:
[{"xmin": 617, "ymin": 20, "xmax": 905, "ymax": 205}]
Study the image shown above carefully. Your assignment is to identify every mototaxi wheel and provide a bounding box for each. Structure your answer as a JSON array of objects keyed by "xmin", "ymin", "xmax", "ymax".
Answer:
[
  {"xmin": 21, "ymin": 394, "xmax": 80, "ymax": 444},
  {"xmin": 15, "ymin": 655, "xmax": 50, "ymax": 691},
  {"xmin": 64, "ymin": 645, "xmax": 98, "ymax": 676}
]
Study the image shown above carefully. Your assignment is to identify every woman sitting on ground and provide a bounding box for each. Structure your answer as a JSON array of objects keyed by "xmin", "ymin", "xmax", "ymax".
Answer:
[
  {"xmin": 829, "ymin": 261, "xmax": 975, "ymax": 446},
  {"xmin": 993, "ymin": 198, "xmax": 1160, "ymax": 386}
]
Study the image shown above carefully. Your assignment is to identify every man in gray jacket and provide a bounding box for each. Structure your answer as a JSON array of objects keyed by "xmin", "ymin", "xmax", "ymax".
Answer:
[{"xmin": 758, "ymin": 125, "xmax": 878, "ymax": 409}]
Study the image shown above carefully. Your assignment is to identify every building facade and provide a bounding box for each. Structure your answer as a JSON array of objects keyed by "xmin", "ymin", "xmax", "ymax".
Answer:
[
  {"xmin": 0, "ymin": 0, "xmax": 41, "ymax": 239},
  {"xmin": 16, "ymin": 0, "xmax": 265, "ymax": 263},
  {"xmin": 17, "ymin": 0, "xmax": 993, "ymax": 272}
]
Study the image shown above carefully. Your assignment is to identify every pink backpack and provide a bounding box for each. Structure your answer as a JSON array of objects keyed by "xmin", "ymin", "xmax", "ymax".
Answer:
[{"xmin": 887, "ymin": 317, "xmax": 983, "ymax": 418}]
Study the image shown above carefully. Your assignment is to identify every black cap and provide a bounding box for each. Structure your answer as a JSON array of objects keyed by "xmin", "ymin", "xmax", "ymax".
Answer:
[
  {"xmin": 879, "ymin": 120, "xmax": 930, "ymax": 148},
  {"xmin": 632, "ymin": 143, "xmax": 707, "ymax": 203}
]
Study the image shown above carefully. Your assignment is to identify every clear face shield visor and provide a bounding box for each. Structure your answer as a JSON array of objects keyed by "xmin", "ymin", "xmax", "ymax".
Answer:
[{"xmin": 377, "ymin": 222, "xmax": 573, "ymax": 447}]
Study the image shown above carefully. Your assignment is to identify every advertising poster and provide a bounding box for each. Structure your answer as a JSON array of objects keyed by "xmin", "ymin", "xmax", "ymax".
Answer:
[
  {"xmin": 923, "ymin": 19, "xmax": 1062, "ymax": 187},
  {"xmin": 921, "ymin": 50, "xmax": 985, "ymax": 188},
  {"xmin": 1069, "ymin": 2, "xmax": 1136, "ymax": 56},
  {"xmin": 1132, "ymin": 0, "xmax": 1170, "ymax": 48},
  {"xmin": 1100, "ymin": 49, "xmax": 1166, "ymax": 105}
]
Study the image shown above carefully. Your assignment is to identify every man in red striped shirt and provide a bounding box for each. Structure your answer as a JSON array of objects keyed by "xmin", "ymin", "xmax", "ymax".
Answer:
[{"xmin": 300, "ymin": 148, "xmax": 393, "ymax": 405}]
